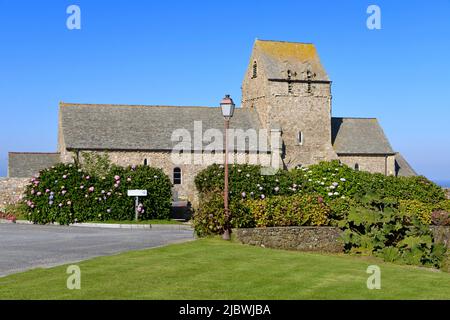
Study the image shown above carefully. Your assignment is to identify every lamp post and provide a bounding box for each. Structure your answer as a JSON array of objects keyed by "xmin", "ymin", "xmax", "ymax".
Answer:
[{"xmin": 220, "ymin": 94, "xmax": 235, "ymax": 240}]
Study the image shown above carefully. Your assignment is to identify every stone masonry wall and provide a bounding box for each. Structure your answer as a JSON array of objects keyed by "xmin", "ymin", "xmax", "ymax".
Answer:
[
  {"xmin": 236, "ymin": 226, "xmax": 450, "ymax": 253},
  {"xmin": 338, "ymin": 154, "xmax": 396, "ymax": 176},
  {"xmin": 235, "ymin": 227, "xmax": 344, "ymax": 253},
  {"xmin": 0, "ymin": 178, "xmax": 29, "ymax": 211}
]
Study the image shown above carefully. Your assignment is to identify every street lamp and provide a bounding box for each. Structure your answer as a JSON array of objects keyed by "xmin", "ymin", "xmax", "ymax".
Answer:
[{"xmin": 220, "ymin": 94, "xmax": 235, "ymax": 240}]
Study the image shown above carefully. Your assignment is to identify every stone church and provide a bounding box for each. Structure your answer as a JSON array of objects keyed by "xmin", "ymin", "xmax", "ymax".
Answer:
[{"xmin": 8, "ymin": 39, "xmax": 416, "ymax": 203}]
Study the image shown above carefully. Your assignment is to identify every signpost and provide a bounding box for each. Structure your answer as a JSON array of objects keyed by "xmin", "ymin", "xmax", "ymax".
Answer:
[{"xmin": 127, "ymin": 190, "xmax": 148, "ymax": 221}]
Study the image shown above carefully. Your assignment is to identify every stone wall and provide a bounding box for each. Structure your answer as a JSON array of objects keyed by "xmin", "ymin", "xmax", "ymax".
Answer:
[
  {"xmin": 235, "ymin": 227, "xmax": 344, "ymax": 253},
  {"xmin": 338, "ymin": 154, "xmax": 396, "ymax": 176},
  {"xmin": 445, "ymin": 188, "xmax": 450, "ymax": 200},
  {"xmin": 236, "ymin": 226, "xmax": 450, "ymax": 253},
  {"xmin": 0, "ymin": 178, "xmax": 29, "ymax": 211}
]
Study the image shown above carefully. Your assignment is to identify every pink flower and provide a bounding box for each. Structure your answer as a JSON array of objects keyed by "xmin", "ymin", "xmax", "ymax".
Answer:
[
  {"xmin": 86, "ymin": 176, "xmax": 90, "ymax": 180},
  {"xmin": 88, "ymin": 186, "xmax": 94, "ymax": 192},
  {"xmin": 114, "ymin": 175, "xmax": 120, "ymax": 181},
  {"xmin": 45, "ymin": 189, "xmax": 50, "ymax": 193},
  {"xmin": 61, "ymin": 190, "xmax": 67, "ymax": 195},
  {"xmin": 63, "ymin": 175, "xmax": 67, "ymax": 179},
  {"xmin": 80, "ymin": 185, "xmax": 84, "ymax": 189},
  {"xmin": 37, "ymin": 192, "xmax": 42, "ymax": 196}
]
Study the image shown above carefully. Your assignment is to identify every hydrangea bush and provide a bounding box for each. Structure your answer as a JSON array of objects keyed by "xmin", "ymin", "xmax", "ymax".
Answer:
[
  {"xmin": 194, "ymin": 161, "xmax": 445, "ymax": 204},
  {"xmin": 23, "ymin": 163, "xmax": 172, "ymax": 224}
]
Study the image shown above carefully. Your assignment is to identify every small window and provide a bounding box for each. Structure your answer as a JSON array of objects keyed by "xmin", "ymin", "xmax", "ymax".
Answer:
[
  {"xmin": 287, "ymin": 70, "xmax": 293, "ymax": 94},
  {"xmin": 252, "ymin": 61, "xmax": 257, "ymax": 78},
  {"xmin": 354, "ymin": 163, "xmax": 360, "ymax": 171},
  {"xmin": 297, "ymin": 131, "xmax": 303, "ymax": 145},
  {"xmin": 143, "ymin": 159, "xmax": 148, "ymax": 166},
  {"xmin": 173, "ymin": 167, "xmax": 182, "ymax": 185}
]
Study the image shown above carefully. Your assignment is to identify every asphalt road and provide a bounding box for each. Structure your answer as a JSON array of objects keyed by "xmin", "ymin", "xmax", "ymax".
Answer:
[{"xmin": 0, "ymin": 223, "xmax": 195, "ymax": 277}]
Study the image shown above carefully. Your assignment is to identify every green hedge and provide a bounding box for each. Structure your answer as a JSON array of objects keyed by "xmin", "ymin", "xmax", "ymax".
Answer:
[{"xmin": 24, "ymin": 163, "xmax": 172, "ymax": 224}]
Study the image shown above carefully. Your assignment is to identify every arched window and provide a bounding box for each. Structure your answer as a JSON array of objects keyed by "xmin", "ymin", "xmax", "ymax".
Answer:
[
  {"xmin": 354, "ymin": 163, "xmax": 360, "ymax": 171},
  {"xmin": 297, "ymin": 131, "xmax": 303, "ymax": 145},
  {"xmin": 252, "ymin": 61, "xmax": 257, "ymax": 78},
  {"xmin": 173, "ymin": 167, "xmax": 182, "ymax": 185},
  {"xmin": 143, "ymin": 159, "xmax": 148, "ymax": 166}
]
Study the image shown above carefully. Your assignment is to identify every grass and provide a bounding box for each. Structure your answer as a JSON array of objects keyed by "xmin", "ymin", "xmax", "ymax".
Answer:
[{"xmin": 0, "ymin": 238, "xmax": 449, "ymax": 300}]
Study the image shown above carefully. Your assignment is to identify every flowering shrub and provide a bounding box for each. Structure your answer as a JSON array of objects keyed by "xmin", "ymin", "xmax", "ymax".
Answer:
[
  {"xmin": 399, "ymin": 199, "xmax": 433, "ymax": 225},
  {"xmin": 193, "ymin": 193, "xmax": 329, "ymax": 236},
  {"xmin": 192, "ymin": 193, "xmax": 253, "ymax": 237},
  {"xmin": 23, "ymin": 163, "xmax": 172, "ymax": 224},
  {"xmin": 246, "ymin": 194, "xmax": 330, "ymax": 227},
  {"xmin": 0, "ymin": 211, "xmax": 16, "ymax": 222},
  {"xmin": 195, "ymin": 161, "xmax": 445, "ymax": 205}
]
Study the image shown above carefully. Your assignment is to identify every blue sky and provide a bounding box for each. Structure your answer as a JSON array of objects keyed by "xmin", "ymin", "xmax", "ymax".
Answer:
[{"xmin": 0, "ymin": 0, "xmax": 449, "ymax": 181}]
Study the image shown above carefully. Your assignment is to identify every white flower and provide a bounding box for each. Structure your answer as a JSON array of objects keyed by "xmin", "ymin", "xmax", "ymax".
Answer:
[
  {"xmin": 320, "ymin": 182, "xmax": 325, "ymax": 185},
  {"xmin": 328, "ymin": 192, "xmax": 333, "ymax": 196},
  {"xmin": 308, "ymin": 179, "xmax": 312, "ymax": 182},
  {"xmin": 340, "ymin": 178, "xmax": 346, "ymax": 182},
  {"xmin": 274, "ymin": 186, "xmax": 279, "ymax": 192},
  {"xmin": 329, "ymin": 185, "xmax": 336, "ymax": 189},
  {"xmin": 259, "ymin": 186, "xmax": 263, "ymax": 191},
  {"xmin": 260, "ymin": 194, "xmax": 265, "ymax": 199},
  {"xmin": 246, "ymin": 174, "xmax": 250, "ymax": 178},
  {"xmin": 241, "ymin": 192, "xmax": 246, "ymax": 198},
  {"xmin": 238, "ymin": 169, "xmax": 242, "ymax": 173},
  {"xmin": 332, "ymin": 182, "xmax": 339, "ymax": 187},
  {"xmin": 334, "ymin": 192, "xmax": 339, "ymax": 196}
]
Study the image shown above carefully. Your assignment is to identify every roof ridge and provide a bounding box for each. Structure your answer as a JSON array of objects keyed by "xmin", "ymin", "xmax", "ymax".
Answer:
[
  {"xmin": 59, "ymin": 102, "xmax": 218, "ymax": 109},
  {"xmin": 9, "ymin": 152, "xmax": 60, "ymax": 155},
  {"xmin": 256, "ymin": 39, "xmax": 314, "ymax": 45},
  {"xmin": 333, "ymin": 117, "xmax": 378, "ymax": 120}
]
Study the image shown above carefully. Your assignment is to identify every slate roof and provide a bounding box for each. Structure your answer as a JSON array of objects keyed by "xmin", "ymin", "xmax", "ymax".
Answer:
[
  {"xmin": 331, "ymin": 117, "xmax": 395, "ymax": 155},
  {"xmin": 8, "ymin": 152, "xmax": 60, "ymax": 178},
  {"xmin": 395, "ymin": 153, "xmax": 417, "ymax": 177},
  {"xmin": 254, "ymin": 40, "xmax": 329, "ymax": 81},
  {"xmin": 60, "ymin": 103, "xmax": 265, "ymax": 152}
]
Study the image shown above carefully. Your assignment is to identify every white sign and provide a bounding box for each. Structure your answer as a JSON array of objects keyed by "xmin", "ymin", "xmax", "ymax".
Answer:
[{"xmin": 127, "ymin": 190, "xmax": 148, "ymax": 197}]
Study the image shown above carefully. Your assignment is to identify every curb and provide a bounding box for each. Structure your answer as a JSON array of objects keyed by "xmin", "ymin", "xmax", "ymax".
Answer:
[{"xmin": 11, "ymin": 219, "xmax": 193, "ymax": 231}]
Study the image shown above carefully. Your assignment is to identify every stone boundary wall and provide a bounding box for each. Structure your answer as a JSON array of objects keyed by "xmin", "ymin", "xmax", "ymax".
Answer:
[
  {"xmin": 235, "ymin": 227, "xmax": 344, "ymax": 253},
  {"xmin": 445, "ymin": 188, "xmax": 450, "ymax": 200},
  {"xmin": 236, "ymin": 226, "xmax": 450, "ymax": 253},
  {"xmin": 0, "ymin": 178, "xmax": 29, "ymax": 211}
]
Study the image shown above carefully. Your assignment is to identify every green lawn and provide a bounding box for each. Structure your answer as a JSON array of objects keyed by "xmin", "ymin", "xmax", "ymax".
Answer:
[{"xmin": 0, "ymin": 238, "xmax": 449, "ymax": 299}]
